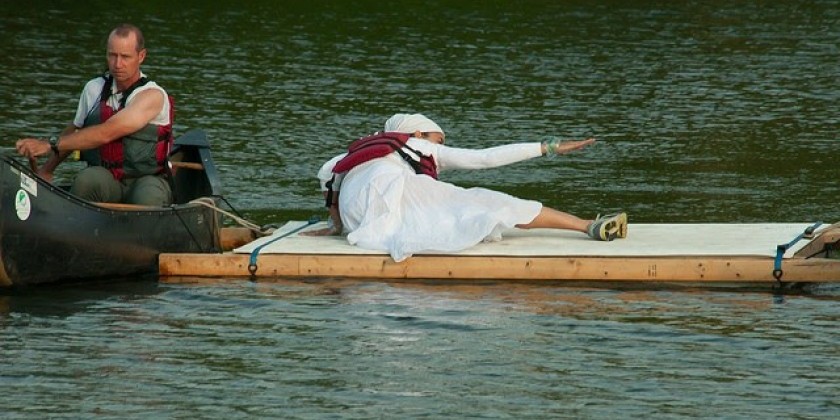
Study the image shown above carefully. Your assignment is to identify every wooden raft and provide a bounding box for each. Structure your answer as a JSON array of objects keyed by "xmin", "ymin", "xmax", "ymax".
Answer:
[{"xmin": 160, "ymin": 222, "xmax": 840, "ymax": 283}]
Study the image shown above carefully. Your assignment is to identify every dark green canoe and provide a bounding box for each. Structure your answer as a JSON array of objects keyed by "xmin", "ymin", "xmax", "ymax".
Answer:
[{"xmin": 0, "ymin": 129, "xmax": 224, "ymax": 287}]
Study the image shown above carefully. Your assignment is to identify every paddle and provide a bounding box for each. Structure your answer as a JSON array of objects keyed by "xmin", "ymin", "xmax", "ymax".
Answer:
[
  {"xmin": 0, "ymin": 146, "xmax": 38, "ymax": 173},
  {"xmin": 2, "ymin": 143, "xmax": 52, "ymax": 181},
  {"xmin": 248, "ymin": 216, "xmax": 321, "ymax": 277}
]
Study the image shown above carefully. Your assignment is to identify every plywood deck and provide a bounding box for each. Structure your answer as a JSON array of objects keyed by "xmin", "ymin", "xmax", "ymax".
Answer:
[{"xmin": 159, "ymin": 222, "xmax": 840, "ymax": 283}]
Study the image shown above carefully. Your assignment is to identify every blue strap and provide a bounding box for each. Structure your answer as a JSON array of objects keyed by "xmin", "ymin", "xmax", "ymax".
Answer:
[
  {"xmin": 773, "ymin": 221, "xmax": 822, "ymax": 282},
  {"xmin": 248, "ymin": 216, "xmax": 321, "ymax": 276}
]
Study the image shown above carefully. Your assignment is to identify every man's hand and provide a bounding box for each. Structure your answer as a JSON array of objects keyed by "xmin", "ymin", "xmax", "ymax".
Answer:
[{"xmin": 16, "ymin": 138, "xmax": 52, "ymax": 159}]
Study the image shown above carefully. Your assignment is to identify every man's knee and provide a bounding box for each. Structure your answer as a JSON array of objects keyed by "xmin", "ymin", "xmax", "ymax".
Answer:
[
  {"xmin": 70, "ymin": 167, "xmax": 121, "ymax": 202},
  {"xmin": 126, "ymin": 176, "xmax": 172, "ymax": 206}
]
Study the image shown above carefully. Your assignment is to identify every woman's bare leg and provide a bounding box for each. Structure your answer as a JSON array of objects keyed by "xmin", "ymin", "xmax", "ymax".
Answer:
[{"xmin": 516, "ymin": 207, "xmax": 591, "ymax": 233}]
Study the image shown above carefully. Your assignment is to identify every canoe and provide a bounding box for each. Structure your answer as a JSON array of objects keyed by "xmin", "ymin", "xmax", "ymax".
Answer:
[
  {"xmin": 0, "ymin": 129, "xmax": 225, "ymax": 287},
  {"xmin": 160, "ymin": 220, "xmax": 840, "ymax": 285}
]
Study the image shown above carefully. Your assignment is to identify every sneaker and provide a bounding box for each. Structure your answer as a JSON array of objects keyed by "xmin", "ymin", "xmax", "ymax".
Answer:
[{"xmin": 587, "ymin": 212, "xmax": 628, "ymax": 241}]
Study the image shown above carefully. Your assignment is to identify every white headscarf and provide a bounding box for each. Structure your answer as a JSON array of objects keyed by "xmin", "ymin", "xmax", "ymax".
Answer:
[{"xmin": 384, "ymin": 113, "xmax": 445, "ymax": 136}]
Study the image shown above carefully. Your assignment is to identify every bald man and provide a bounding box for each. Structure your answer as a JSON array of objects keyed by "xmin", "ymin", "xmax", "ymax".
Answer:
[{"xmin": 16, "ymin": 23, "xmax": 174, "ymax": 206}]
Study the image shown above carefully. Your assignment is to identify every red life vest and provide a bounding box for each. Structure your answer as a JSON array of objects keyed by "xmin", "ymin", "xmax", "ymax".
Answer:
[
  {"xmin": 81, "ymin": 74, "xmax": 174, "ymax": 180},
  {"xmin": 325, "ymin": 131, "xmax": 439, "ymax": 207},
  {"xmin": 333, "ymin": 131, "xmax": 438, "ymax": 178}
]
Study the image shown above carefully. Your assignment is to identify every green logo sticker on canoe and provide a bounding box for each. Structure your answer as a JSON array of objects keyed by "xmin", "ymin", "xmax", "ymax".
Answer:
[{"xmin": 15, "ymin": 189, "xmax": 31, "ymax": 221}]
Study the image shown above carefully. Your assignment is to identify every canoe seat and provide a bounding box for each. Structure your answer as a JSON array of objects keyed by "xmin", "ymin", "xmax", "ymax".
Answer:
[{"xmin": 167, "ymin": 129, "xmax": 222, "ymax": 204}]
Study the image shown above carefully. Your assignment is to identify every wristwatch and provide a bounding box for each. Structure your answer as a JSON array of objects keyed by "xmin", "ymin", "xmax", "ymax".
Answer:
[{"xmin": 48, "ymin": 135, "xmax": 59, "ymax": 155}]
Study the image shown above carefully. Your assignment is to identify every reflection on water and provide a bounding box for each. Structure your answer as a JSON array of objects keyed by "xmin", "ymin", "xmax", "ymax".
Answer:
[
  {"xmin": 2, "ymin": 278, "xmax": 838, "ymax": 417},
  {"xmin": 1, "ymin": 1, "xmax": 838, "ymax": 417}
]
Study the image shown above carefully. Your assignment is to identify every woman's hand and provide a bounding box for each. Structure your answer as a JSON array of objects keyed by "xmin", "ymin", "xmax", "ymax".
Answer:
[
  {"xmin": 303, "ymin": 193, "xmax": 344, "ymax": 236},
  {"xmin": 550, "ymin": 137, "xmax": 596, "ymax": 154},
  {"xmin": 301, "ymin": 226, "xmax": 342, "ymax": 236}
]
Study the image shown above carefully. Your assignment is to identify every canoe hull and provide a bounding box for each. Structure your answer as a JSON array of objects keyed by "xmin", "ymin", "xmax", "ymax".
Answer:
[{"xmin": 0, "ymin": 131, "xmax": 223, "ymax": 287}]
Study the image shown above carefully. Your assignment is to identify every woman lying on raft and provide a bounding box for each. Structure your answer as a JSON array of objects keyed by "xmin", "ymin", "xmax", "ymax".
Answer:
[{"xmin": 306, "ymin": 113, "xmax": 627, "ymax": 262}]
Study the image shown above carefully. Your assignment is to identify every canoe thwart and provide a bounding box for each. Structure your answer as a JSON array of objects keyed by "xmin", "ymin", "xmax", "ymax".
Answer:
[{"xmin": 170, "ymin": 161, "xmax": 204, "ymax": 171}]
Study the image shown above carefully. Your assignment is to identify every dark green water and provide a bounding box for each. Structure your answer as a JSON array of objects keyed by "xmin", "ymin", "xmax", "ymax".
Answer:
[{"xmin": 1, "ymin": 1, "xmax": 838, "ymax": 418}]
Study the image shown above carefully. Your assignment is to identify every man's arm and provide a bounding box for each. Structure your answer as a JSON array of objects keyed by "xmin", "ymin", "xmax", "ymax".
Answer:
[
  {"xmin": 16, "ymin": 88, "xmax": 164, "ymax": 159},
  {"xmin": 58, "ymin": 88, "xmax": 164, "ymax": 151}
]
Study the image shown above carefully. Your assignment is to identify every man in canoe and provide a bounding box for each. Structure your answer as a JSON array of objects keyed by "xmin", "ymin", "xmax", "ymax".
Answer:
[
  {"xmin": 16, "ymin": 23, "xmax": 174, "ymax": 206},
  {"xmin": 307, "ymin": 113, "xmax": 628, "ymax": 262}
]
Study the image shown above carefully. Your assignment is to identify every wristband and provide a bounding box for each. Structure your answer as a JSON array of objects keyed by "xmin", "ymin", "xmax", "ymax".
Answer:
[
  {"xmin": 544, "ymin": 137, "xmax": 562, "ymax": 157},
  {"xmin": 48, "ymin": 135, "xmax": 60, "ymax": 155}
]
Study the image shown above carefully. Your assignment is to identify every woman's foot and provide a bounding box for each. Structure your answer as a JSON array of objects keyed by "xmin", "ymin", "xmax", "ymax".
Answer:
[{"xmin": 587, "ymin": 213, "xmax": 628, "ymax": 241}]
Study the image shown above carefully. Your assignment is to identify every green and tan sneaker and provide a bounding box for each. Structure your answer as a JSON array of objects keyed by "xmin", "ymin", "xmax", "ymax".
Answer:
[{"xmin": 587, "ymin": 212, "xmax": 628, "ymax": 241}]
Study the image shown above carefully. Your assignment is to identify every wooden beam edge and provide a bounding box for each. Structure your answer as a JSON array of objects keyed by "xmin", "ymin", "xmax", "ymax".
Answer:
[{"xmin": 159, "ymin": 253, "xmax": 840, "ymax": 282}]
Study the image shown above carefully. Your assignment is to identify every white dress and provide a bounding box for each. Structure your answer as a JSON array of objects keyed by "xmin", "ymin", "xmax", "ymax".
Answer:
[{"xmin": 318, "ymin": 138, "xmax": 544, "ymax": 262}]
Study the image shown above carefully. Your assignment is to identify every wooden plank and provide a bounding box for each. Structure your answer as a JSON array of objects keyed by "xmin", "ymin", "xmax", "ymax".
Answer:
[
  {"xmin": 795, "ymin": 226, "xmax": 840, "ymax": 258},
  {"xmin": 92, "ymin": 202, "xmax": 160, "ymax": 211},
  {"xmin": 159, "ymin": 253, "xmax": 840, "ymax": 282},
  {"xmin": 219, "ymin": 227, "xmax": 257, "ymax": 251}
]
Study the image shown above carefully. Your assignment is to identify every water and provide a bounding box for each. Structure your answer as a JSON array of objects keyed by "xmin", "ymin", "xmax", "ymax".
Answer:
[
  {"xmin": 1, "ymin": 0, "xmax": 838, "ymax": 417},
  {"xmin": 2, "ymin": 280, "xmax": 839, "ymax": 418}
]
